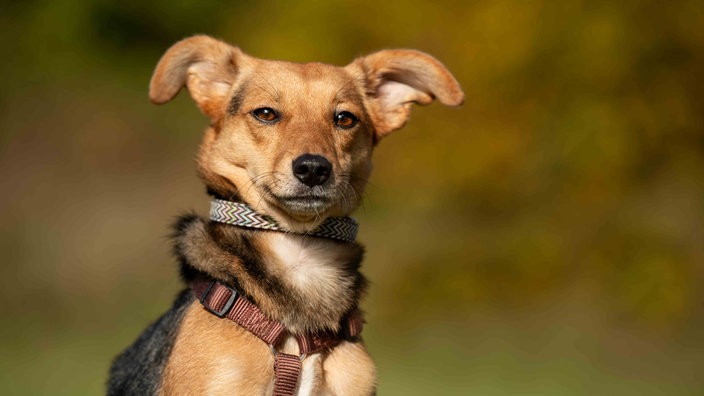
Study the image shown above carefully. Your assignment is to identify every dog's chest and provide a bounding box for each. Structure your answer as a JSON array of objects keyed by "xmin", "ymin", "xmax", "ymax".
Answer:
[{"xmin": 266, "ymin": 233, "xmax": 347, "ymax": 290}]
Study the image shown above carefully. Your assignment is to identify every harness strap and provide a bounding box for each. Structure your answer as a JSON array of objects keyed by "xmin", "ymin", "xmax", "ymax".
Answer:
[
  {"xmin": 192, "ymin": 278, "xmax": 285, "ymax": 345},
  {"xmin": 273, "ymin": 352, "xmax": 302, "ymax": 396},
  {"xmin": 191, "ymin": 277, "xmax": 363, "ymax": 395}
]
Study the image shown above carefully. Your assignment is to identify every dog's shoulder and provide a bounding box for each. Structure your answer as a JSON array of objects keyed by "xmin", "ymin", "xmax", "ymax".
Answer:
[{"xmin": 107, "ymin": 289, "xmax": 194, "ymax": 396}]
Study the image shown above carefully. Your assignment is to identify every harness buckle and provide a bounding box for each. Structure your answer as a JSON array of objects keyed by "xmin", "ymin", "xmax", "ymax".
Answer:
[{"xmin": 200, "ymin": 280, "xmax": 237, "ymax": 318}]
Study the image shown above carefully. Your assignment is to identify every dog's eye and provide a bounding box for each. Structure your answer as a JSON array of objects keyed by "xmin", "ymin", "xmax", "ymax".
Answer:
[
  {"xmin": 252, "ymin": 107, "xmax": 279, "ymax": 123},
  {"xmin": 334, "ymin": 111, "xmax": 359, "ymax": 129}
]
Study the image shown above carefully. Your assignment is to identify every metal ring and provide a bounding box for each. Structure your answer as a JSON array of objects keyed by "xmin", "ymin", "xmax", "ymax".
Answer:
[{"xmin": 269, "ymin": 344, "xmax": 306, "ymax": 361}]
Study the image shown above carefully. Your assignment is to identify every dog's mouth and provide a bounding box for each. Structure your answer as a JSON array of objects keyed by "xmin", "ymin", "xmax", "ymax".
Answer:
[
  {"xmin": 275, "ymin": 192, "xmax": 332, "ymax": 213},
  {"xmin": 256, "ymin": 180, "xmax": 336, "ymax": 216},
  {"xmin": 253, "ymin": 171, "xmax": 361, "ymax": 223}
]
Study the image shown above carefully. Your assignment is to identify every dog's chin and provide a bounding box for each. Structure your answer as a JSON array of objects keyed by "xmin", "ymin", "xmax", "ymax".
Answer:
[
  {"xmin": 243, "ymin": 190, "xmax": 333, "ymax": 231},
  {"xmin": 279, "ymin": 196, "xmax": 330, "ymax": 214}
]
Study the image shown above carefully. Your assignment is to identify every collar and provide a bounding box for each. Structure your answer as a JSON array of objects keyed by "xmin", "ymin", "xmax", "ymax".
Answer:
[{"xmin": 209, "ymin": 198, "xmax": 359, "ymax": 242}]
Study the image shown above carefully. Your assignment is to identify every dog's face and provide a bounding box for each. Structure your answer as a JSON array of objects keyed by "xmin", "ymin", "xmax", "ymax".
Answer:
[
  {"xmin": 150, "ymin": 35, "xmax": 463, "ymax": 231},
  {"xmin": 195, "ymin": 61, "xmax": 375, "ymax": 226}
]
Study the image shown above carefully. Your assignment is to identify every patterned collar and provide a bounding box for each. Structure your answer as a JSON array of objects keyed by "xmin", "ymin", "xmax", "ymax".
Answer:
[{"xmin": 209, "ymin": 199, "xmax": 359, "ymax": 243}]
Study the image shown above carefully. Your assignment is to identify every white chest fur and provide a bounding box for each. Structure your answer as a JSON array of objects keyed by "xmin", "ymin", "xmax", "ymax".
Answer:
[
  {"xmin": 265, "ymin": 234, "xmax": 352, "ymax": 395},
  {"xmin": 266, "ymin": 233, "xmax": 349, "ymax": 292}
]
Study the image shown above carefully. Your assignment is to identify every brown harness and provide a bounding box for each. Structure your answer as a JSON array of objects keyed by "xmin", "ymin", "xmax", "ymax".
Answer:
[{"xmin": 191, "ymin": 277, "xmax": 363, "ymax": 395}]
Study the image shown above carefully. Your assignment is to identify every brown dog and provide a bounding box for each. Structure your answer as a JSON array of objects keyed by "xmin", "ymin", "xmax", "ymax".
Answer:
[{"xmin": 108, "ymin": 35, "xmax": 462, "ymax": 395}]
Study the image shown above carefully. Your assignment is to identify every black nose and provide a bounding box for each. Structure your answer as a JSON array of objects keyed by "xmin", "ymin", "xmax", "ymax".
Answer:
[{"xmin": 292, "ymin": 154, "xmax": 332, "ymax": 187}]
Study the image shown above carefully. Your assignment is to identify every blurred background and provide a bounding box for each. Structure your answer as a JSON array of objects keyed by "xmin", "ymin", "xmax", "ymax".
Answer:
[{"xmin": 1, "ymin": 0, "xmax": 703, "ymax": 394}]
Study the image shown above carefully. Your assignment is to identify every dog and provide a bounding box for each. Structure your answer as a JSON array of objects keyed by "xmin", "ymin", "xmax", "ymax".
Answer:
[{"xmin": 107, "ymin": 35, "xmax": 462, "ymax": 395}]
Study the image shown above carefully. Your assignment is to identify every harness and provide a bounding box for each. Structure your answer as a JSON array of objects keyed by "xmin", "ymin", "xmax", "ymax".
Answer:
[{"xmin": 191, "ymin": 278, "xmax": 363, "ymax": 396}]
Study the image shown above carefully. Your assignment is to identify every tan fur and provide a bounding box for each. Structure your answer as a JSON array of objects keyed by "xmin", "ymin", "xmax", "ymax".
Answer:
[
  {"xmin": 161, "ymin": 302, "xmax": 275, "ymax": 395},
  {"xmin": 322, "ymin": 342, "xmax": 376, "ymax": 396},
  {"xmin": 162, "ymin": 303, "xmax": 376, "ymax": 395},
  {"xmin": 151, "ymin": 35, "xmax": 463, "ymax": 231},
  {"xmin": 346, "ymin": 49, "xmax": 464, "ymax": 138},
  {"xmin": 192, "ymin": 60, "xmax": 375, "ymax": 230},
  {"xmin": 149, "ymin": 35, "xmax": 463, "ymax": 395}
]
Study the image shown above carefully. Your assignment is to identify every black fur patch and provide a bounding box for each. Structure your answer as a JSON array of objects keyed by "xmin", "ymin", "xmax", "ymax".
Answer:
[
  {"xmin": 227, "ymin": 83, "xmax": 248, "ymax": 115},
  {"xmin": 107, "ymin": 289, "xmax": 193, "ymax": 395},
  {"xmin": 198, "ymin": 174, "xmax": 242, "ymax": 203},
  {"xmin": 207, "ymin": 223, "xmax": 275, "ymax": 291},
  {"xmin": 205, "ymin": 186, "xmax": 228, "ymax": 200}
]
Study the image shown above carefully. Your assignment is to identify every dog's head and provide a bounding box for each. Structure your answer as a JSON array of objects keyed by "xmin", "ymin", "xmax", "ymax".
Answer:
[{"xmin": 150, "ymin": 35, "xmax": 463, "ymax": 232}]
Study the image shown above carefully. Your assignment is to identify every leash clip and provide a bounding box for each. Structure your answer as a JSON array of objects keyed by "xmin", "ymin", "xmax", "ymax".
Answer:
[{"xmin": 200, "ymin": 280, "xmax": 237, "ymax": 318}]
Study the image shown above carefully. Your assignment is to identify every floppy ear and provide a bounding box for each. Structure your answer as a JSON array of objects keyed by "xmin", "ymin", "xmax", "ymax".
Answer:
[
  {"xmin": 149, "ymin": 35, "xmax": 244, "ymax": 120},
  {"xmin": 347, "ymin": 49, "xmax": 464, "ymax": 140}
]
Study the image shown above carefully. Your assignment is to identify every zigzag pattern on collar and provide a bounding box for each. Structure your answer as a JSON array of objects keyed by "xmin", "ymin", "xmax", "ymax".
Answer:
[{"xmin": 209, "ymin": 199, "xmax": 359, "ymax": 243}]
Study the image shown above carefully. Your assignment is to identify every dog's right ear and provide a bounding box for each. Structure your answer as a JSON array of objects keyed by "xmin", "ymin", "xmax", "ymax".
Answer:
[
  {"xmin": 347, "ymin": 49, "xmax": 463, "ymax": 141},
  {"xmin": 149, "ymin": 35, "xmax": 244, "ymax": 120}
]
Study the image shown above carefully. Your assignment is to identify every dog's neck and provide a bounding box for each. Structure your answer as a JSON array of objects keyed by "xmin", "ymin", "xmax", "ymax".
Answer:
[{"xmin": 173, "ymin": 215, "xmax": 367, "ymax": 334}]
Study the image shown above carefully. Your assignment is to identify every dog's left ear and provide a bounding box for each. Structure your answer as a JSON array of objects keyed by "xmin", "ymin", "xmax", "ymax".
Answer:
[
  {"xmin": 149, "ymin": 35, "xmax": 246, "ymax": 121},
  {"xmin": 347, "ymin": 50, "xmax": 464, "ymax": 140}
]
